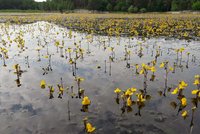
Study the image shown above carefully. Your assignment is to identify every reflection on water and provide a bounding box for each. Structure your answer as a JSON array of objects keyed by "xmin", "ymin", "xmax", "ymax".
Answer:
[{"xmin": 0, "ymin": 22, "xmax": 200, "ymax": 134}]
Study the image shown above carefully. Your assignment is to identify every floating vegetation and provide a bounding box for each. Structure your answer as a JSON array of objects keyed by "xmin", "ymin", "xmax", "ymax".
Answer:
[{"xmin": 0, "ymin": 13, "xmax": 200, "ymax": 134}]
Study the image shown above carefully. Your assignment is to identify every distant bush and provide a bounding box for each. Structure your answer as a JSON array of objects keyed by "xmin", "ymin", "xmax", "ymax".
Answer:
[
  {"xmin": 128, "ymin": 5, "xmax": 138, "ymax": 13},
  {"xmin": 140, "ymin": 8, "xmax": 147, "ymax": 13},
  {"xmin": 192, "ymin": 1, "xmax": 200, "ymax": 10},
  {"xmin": 128, "ymin": 5, "xmax": 134, "ymax": 13}
]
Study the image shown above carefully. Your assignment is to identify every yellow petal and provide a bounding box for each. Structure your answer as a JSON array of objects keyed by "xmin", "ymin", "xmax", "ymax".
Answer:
[
  {"xmin": 181, "ymin": 110, "xmax": 188, "ymax": 119},
  {"xmin": 86, "ymin": 123, "xmax": 96, "ymax": 133},
  {"xmin": 159, "ymin": 62, "xmax": 165, "ymax": 68},
  {"xmin": 150, "ymin": 66, "xmax": 156, "ymax": 72},
  {"xmin": 171, "ymin": 88, "xmax": 179, "ymax": 95},
  {"xmin": 125, "ymin": 89, "xmax": 133, "ymax": 96},
  {"xmin": 130, "ymin": 87, "xmax": 137, "ymax": 92},
  {"xmin": 40, "ymin": 80, "xmax": 46, "ymax": 89},
  {"xmin": 44, "ymin": 55, "xmax": 49, "ymax": 58},
  {"xmin": 195, "ymin": 75, "xmax": 200, "ymax": 79},
  {"xmin": 191, "ymin": 89, "xmax": 199, "ymax": 95},
  {"xmin": 181, "ymin": 98, "xmax": 187, "ymax": 107},
  {"xmin": 127, "ymin": 97, "xmax": 132, "ymax": 107},
  {"xmin": 114, "ymin": 88, "xmax": 121, "ymax": 93},
  {"xmin": 13, "ymin": 64, "xmax": 19, "ymax": 70},
  {"xmin": 139, "ymin": 69, "xmax": 144, "ymax": 74},
  {"xmin": 193, "ymin": 79, "xmax": 200, "ymax": 85},
  {"xmin": 82, "ymin": 96, "xmax": 91, "ymax": 106},
  {"xmin": 169, "ymin": 67, "xmax": 174, "ymax": 71}
]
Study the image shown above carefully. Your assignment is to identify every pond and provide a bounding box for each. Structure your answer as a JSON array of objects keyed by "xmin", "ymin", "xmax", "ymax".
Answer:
[{"xmin": 0, "ymin": 21, "xmax": 200, "ymax": 134}]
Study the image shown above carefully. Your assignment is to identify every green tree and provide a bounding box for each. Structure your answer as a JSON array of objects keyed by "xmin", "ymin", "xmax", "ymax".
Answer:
[
  {"xmin": 192, "ymin": 1, "xmax": 200, "ymax": 10},
  {"xmin": 140, "ymin": 8, "xmax": 147, "ymax": 12},
  {"xmin": 128, "ymin": 5, "xmax": 134, "ymax": 13},
  {"xmin": 171, "ymin": 0, "xmax": 179, "ymax": 11},
  {"xmin": 88, "ymin": 0, "xmax": 102, "ymax": 10},
  {"xmin": 128, "ymin": 5, "xmax": 138, "ymax": 13},
  {"xmin": 106, "ymin": 3, "xmax": 113, "ymax": 11}
]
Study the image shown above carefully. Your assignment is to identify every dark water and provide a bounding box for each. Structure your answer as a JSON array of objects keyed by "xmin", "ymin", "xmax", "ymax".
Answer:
[{"xmin": 0, "ymin": 22, "xmax": 200, "ymax": 134}]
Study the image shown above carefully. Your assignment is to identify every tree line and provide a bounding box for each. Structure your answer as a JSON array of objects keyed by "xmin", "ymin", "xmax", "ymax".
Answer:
[{"xmin": 0, "ymin": 0, "xmax": 199, "ymax": 12}]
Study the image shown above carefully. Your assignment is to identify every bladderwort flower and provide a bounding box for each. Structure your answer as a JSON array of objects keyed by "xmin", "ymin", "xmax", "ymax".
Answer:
[
  {"xmin": 81, "ymin": 96, "xmax": 91, "ymax": 112},
  {"xmin": 83, "ymin": 117, "xmax": 96, "ymax": 133},
  {"xmin": 40, "ymin": 80, "xmax": 46, "ymax": 89}
]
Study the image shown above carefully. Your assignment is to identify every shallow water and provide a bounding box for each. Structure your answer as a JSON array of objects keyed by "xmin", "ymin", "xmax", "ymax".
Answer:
[{"xmin": 0, "ymin": 21, "xmax": 200, "ymax": 134}]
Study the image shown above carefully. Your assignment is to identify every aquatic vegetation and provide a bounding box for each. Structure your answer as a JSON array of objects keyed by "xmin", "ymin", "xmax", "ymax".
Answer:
[
  {"xmin": 171, "ymin": 81, "xmax": 188, "ymax": 96},
  {"xmin": 139, "ymin": 63, "xmax": 155, "ymax": 93},
  {"xmin": 0, "ymin": 13, "xmax": 200, "ymax": 133},
  {"xmin": 48, "ymin": 85, "xmax": 55, "ymax": 99},
  {"xmin": 81, "ymin": 96, "xmax": 91, "ymax": 112},
  {"xmin": 0, "ymin": 13, "xmax": 199, "ymax": 40},
  {"xmin": 159, "ymin": 61, "xmax": 174, "ymax": 96},
  {"xmin": 181, "ymin": 110, "xmax": 188, "ymax": 119},
  {"xmin": 57, "ymin": 84, "xmax": 64, "ymax": 99},
  {"xmin": 40, "ymin": 80, "xmax": 46, "ymax": 89},
  {"xmin": 191, "ymin": 75, "xmax": 200, "ymax": 108},
  {"xmin": 114, "ymin": 86, "xmax": 151, "ymax": 116},
  {"xmin": 83, "ymin": 117, "xmax": 96, "ymax": 133},
  {"xmin": 13, "ymin": 64, "xmax": 24, "ymax": 87},
  {"xmin": 0, "ymin": 47, "xmax": 8, "ymax": 66}
]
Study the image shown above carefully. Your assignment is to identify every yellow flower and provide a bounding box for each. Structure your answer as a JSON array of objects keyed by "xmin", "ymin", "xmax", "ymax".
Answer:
[
  {"xmin": 76, "ymin": 77, "xmax": 85, "ymax": 82},
  {"xmin": 181, "ymin": 81, "xmax": 188, "ymax": 87},
  {"xmin": 191, "ymin": 89, "xmax": 199, "ymax": 95},
  {"xmin": 135, "ymin": 64, "xmax": 139, "ymax": 69},
  {"xmin": 152, "ymin": 60, "xmax": 156, "ymax": 66},
  {"xmin": 60, "ymin": 87, "xmax": 64, "ymax": 91},
  {"xmin": 150, "ymin": 66, "xmax": 156, "ymax": 72},
  {"xmin": 179, "ymin": 47, "xmax": 185, "ymax": 52},
  {"xmin": 43, "ymin": 55, "xmax": 49, "ymax": 58},
  {"xmin": 114, "ymin": 88, "xmax": 121, "ymax": 94},
  {"xmin": 159, "ymin": 62, "xmax": 165, "ymax": 68},
  {"xmin": 125, "ymin": 89, "xmax": 133, "ymax": 96},
  {"xmin": 86, "ymin": 122, "xmax": 96, "ymax": 133},
  {"xmin": 137, "ymin": 93, "xmax": 145, "ymax": 102},
  {"xmin": 13, "ymin": 64, "xmax": 19, "ymax": 70},
  {"xmin": 55, "ymin": 41, "xmax": 59, "ymax": 46},
  {"xmin": 130, "ymin": 87, "xmax": 137, "ymax": 93},
  {"xmin": 195, "ymin": 75, "xmax": 200, "ymax": 79},
  {"xmin": 181, "ymin": 97, "xmax": 187, "ymax": 107},
  {"xmin": 193, "ymin": 79, "xmax": 200, "ymax": 85},
  {"xmin": 141, "ymin": 63, "xmax": 147, "ymax": 68},
  {"xmin": 50, "ymin": 87, "xmax": 54, "ymax": 92},
  {"xmin": 139, "ymin": 69, "xmax": 144, "ymax": 74},
  {"xmin": 171, "ymin": 88, "xmax": 179, "ymax": 94},
  {"xmin": 179, "ymin": 81, "xmax": 188, "ymax": 89},
  {"xmin": 109, "ymin": 47, "xmax": 114, "ymax": 51},
  {"xmin": 40, "ymin": 80, "xmax": 46, "ymax": 89},
  {"xmin": 67, "ymin": 48, "xmax": 72, "ymax": 53},
  {"xmin": 127, "ymin": 97, "xmax": 132, "ymax": 107},
  {"xmin": 69, "ymin": 59, "xmax": 74, "ymax": 64},
  {"xmin": 181, "ymin": 111, "xmax": 188, "ymax": 119},
  {"xmin": 82, "ymin": 96, "xmax": 91, "ymax": 106},
  {"xmin": 169, "ymin": 66, "xmax": 174, "ymax": 71}
]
